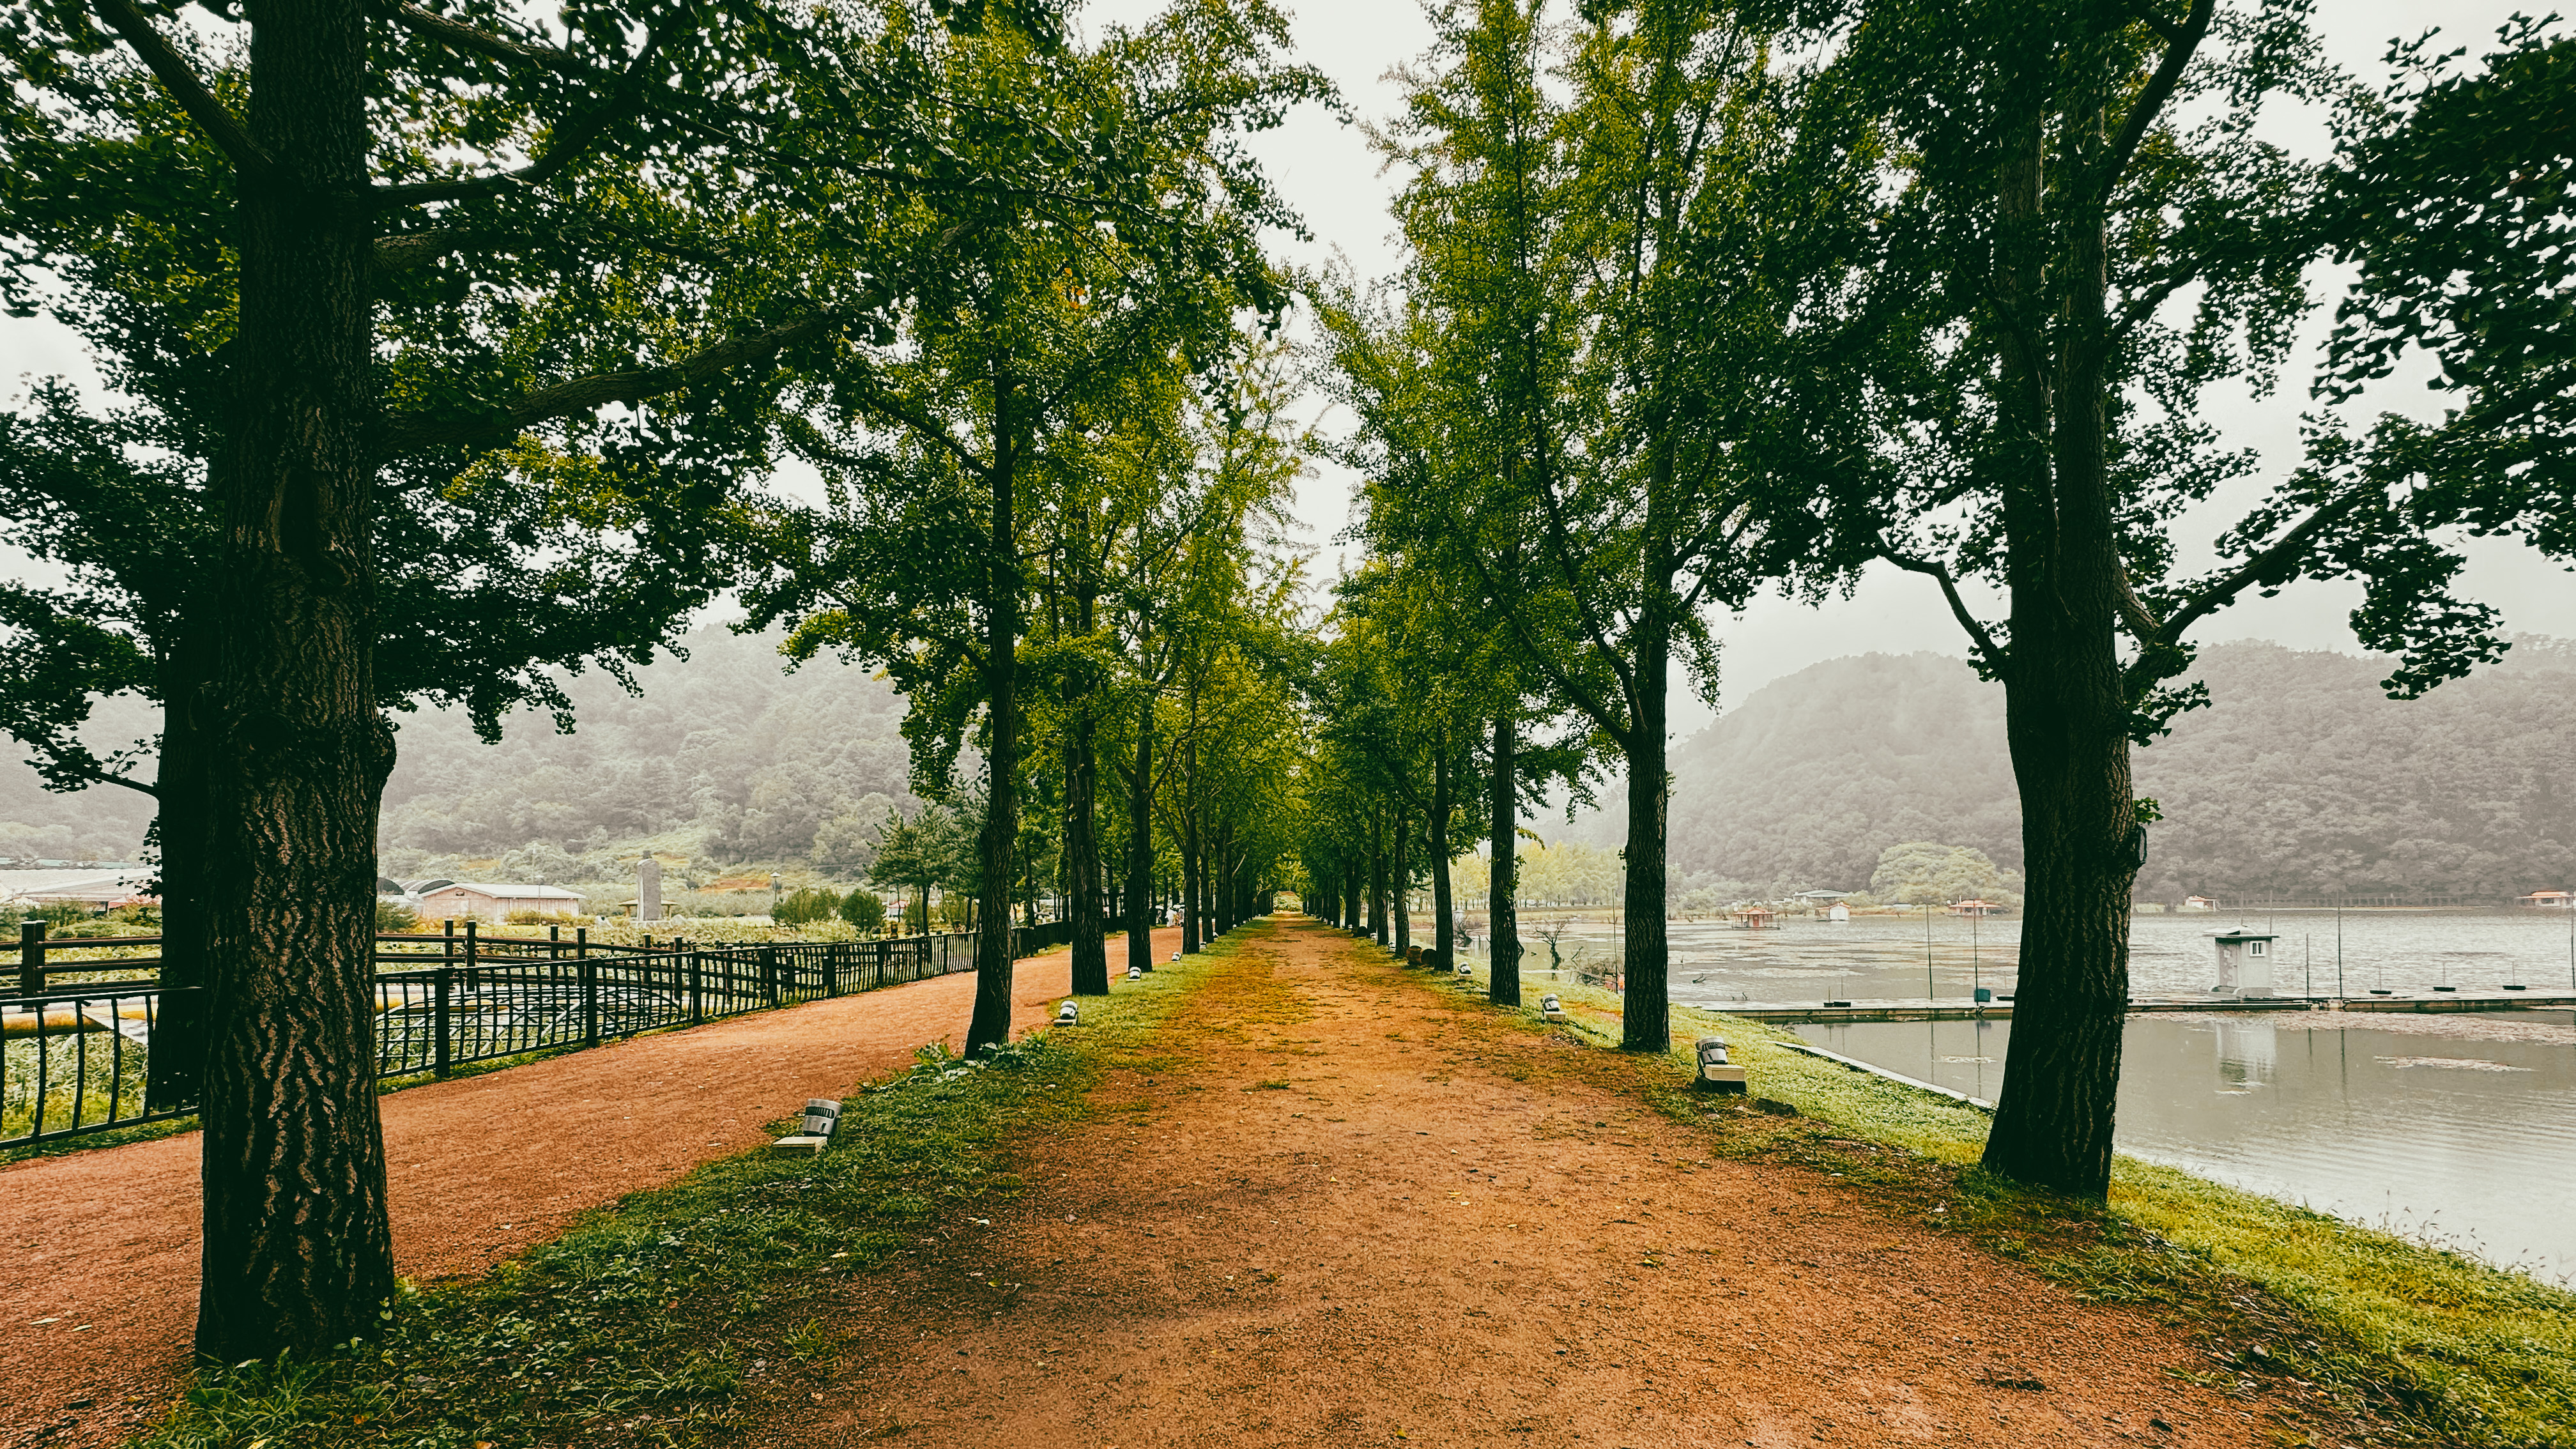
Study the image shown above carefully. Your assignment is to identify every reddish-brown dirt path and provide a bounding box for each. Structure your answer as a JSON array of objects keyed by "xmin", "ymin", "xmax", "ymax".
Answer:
[
  {"xmin": 1, "ymin": 928, "xmax": 1177, "ymax": 1448},
  {"xmin": 752, "ymin": 917, "xmax": 2276, "ymax": 1449}
]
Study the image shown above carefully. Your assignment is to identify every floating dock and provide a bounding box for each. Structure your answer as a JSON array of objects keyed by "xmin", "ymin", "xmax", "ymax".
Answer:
[{"xmin": 1728, "ymin": 993, "xmax": 2576, "ymax": 1024}]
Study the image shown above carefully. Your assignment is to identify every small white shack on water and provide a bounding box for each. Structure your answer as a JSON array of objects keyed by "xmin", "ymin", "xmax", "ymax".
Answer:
[{"xmin": 2209, "ymin": 930, "xmax": 2277, "ymax": 999}]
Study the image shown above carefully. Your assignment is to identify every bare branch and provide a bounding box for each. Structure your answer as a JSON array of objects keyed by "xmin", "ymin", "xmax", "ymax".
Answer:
[
  {"xmin": 379, "ymin": 313, "xmax": 832, "ymax": 455},
  {"xmin": 91, "ymin": 0, "xmax": 270, "ymax": 175},
  {"xmin": 373, "ymin": 103, "xmax": 620, "ymax": 206},
  {"xmin": 1881, "ymin": 543, "xmax": 2011, "ymax": 680},
  {"xmin": 2153, "ymin": 490, "xmax": 2363, "ymax": 643},
  {"xmin": 370, "ymin": 0, "xmax": 578, "ymax": 73},
  {"xmin": 2099, "ymin": 0, "xmax": 2214, "ymax": 199}
]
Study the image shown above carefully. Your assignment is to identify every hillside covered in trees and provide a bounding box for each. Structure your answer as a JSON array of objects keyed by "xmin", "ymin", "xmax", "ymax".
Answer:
[
  {"xmin": 1667, "ymin": 639, "xmax": 2576, "ymax": 900},
  {"xmin": 12, "ymin": 634, "xmax": 2570, "ymax": 903}
]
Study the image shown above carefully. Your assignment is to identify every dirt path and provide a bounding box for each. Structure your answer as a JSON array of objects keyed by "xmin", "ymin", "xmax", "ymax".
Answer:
[
  {"xmin": 1, "ymin": 928, "xmax": 1176, "ymax": 1449},
  {"xmin": 753, "ymin": 917, "xmax": 2276, "ymax": 1448}
]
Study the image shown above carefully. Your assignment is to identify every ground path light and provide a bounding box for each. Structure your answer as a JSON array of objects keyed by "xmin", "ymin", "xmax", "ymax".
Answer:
[
  {"xmin": 1694, "ymin": 1038, "xmax": 1747, "ymax": 1095},
  {"xmin": 1539, "ymin": 993, "xmax": 1566, "ymax": 1022},
  {"xmin": 1056, "ymin": 1000, "xmax": 1080, "ymax": 1026}
]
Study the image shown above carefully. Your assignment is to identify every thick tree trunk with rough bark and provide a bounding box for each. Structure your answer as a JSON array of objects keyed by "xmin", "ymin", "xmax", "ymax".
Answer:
[
  {"xmin": 193, "ymin": 0, "xmax": 396, "ymax": 1363},
  {"xmin": 965, "ymin": 364, "xmax": 1020, "ymax": 1057},
  {"xmin": 1619, "ymin": 626, "xmax": 1671, "ymax": 1052},
  {"xmin": 146, "ymin": 640, "xmax": 211, "ymax": 1110},
  {"xmin": 1126, "ymin": 698, "xmax": 1155, "ymax": 974},
  {"xmin": 1977, "ymin": 121, "xmax": 2140, "ymax": 1199},
  {"xmin": 1487, "ymin": 709, "xmax": 1521, "ymax": 1006},
  {"xmin": 1065, "ymin": 593, "xmax": 1105, "ymax": 994}
]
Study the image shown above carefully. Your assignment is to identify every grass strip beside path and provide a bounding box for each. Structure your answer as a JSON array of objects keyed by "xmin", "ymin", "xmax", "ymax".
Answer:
[
  {"xmin": 1468, "ymin": 965, "xmax": 2576, "ymax": 1448},
  {"xmin": 132, "ymin": 945, "xmax": 1225, "ymax": 1449}
]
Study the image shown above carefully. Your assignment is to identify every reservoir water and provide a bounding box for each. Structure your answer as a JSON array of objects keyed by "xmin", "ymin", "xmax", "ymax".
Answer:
[
  {"xmin": 1469, "ymin": 907, "xmax": 2576, "ymax": 1009},
  {"xmin": 1457, "ymin": 908, "xmax": 2576, "ymax": 1284},
  {"xmin": 1792, "ymin": 1011, "xmax": 2576, "ymax": 1286}
]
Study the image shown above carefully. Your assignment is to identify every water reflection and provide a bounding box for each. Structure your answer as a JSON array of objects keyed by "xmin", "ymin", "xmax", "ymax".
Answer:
[
  {"xmin": 1793, "ymin": 1012, "xmax": 2576, "ymax": 1285},
  {"xmin": 1464, "ymin": 908, "xmax": 2576, "ymax": 1006}
]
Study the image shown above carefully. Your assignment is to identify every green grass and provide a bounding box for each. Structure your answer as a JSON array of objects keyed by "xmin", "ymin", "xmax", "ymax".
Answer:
[
  {"xmin": 130, "ymin": 942, "xmax": 1227, "ymax": 1449},
  {"xmin": 1449, "ymin": 962, "xmax": 2576, "ymax": 1447}
]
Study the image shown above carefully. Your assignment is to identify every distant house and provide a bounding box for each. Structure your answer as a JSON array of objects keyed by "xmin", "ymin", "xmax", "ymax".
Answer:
[
  {"xmin": 1825, "ymin": 901, "xmax": 1851, "ymax": 923},
  {"xmin": 413, "ymin": 882, "xmax": 585, "ymax": 921},
  {"xmin": 1730, "ymin": 905, "xmax": 1778, "ymax": 930},
  {"xmin": 1950, "ymin": 899, "xmax": 2006, "ymax": 917},
  {"xmin": 0, "ymin": 866, "xmax": 155, "ymax": 912},
  {"xmin": 2182, "ymin": 895, "xmax": 2218, "ymax": 912},
  {"xmin": 2516, "ymin": 889, "xmax": 2573, "ymax": 910}
]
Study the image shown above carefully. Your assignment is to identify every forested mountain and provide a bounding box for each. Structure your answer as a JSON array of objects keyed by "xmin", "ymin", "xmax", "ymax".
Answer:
[
  {"xmin": 0, "ymin": 625, "xmax": 924, "ymax": 875},
  {"xmin": 371, "ymin": 625, "xmax": 923, "ymax": 876},
  {"xmin": 1667, "ymin": 639, "xmax": 2576, "ymax": 900},
  {"xmin": 11, "ymin": 633, "xmax": 2570, "ymax": 898}
]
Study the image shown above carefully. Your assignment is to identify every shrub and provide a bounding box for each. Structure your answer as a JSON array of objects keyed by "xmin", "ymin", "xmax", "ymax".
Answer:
[
  {"xmin": 503, "ymin": 909, "xmax": 584, "ymax": 926},
  {"xmin": 838, "ymin": 889, "xmax": 885, "ymax": 932},
  {"xmin": 773, "ymin": 887, "xmax": 842, "ymax": 926},
  {"xmin": 376, "ymin": 899, "xmax": 422, "ymax": 932}
]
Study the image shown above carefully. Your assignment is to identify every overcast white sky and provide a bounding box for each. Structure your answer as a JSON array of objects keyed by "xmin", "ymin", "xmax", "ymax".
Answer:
[{"xmin": 3, "ymin": 0, "xmax": 2567, "ymax": 736}]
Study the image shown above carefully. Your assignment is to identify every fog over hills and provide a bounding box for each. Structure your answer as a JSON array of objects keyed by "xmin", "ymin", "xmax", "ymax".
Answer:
[
  {"xmin": 1665, "ymin": 639, "xmax": 2576, "ymax": 900},
  {"xmin": 6, "ymin": 633, "xmax": 2570, "ymax": 898}
]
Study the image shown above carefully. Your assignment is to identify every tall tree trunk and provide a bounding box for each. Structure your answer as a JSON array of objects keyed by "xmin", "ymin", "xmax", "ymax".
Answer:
[
  {"xmin": 1066, "ymin": 691, "xmax": 1103, "ymax": 992},
  {"xmin": 1179, "ymin": 733, "xmax": 1201, "ymax": 955},
  {"xmin": 194, "ymin": 0, "xmax": 395, "ymax": 1361},
  {"xmin": 965, "ymin": 359, "xmax": 1020, "ymax": 1057},
  {"xmin": 1619, "ymin": 624, "xmax": 1671, "ymax": 1052},
  {"xmin": 1390, "ymin": 808, "xmax": 1411, "ymax": 956},
  {"xmin": 1344, "ymin": 861, "xmax": 1361, "ymax": 932},
  {"xmin": 1430, "ymin": 744, "xmax": 1454, "ymax": 969},
  {"xmin": 1127, "ymin": 694, "xmax": 1156, "ymax": 974},
  {"xmin": 1370, "ymin": 817, "xmax": 1388, "ymax": 947},
  {"xmin": 1979, "ymin": 114, "xmax": 2138, "ymax": 1199},
  {"xmin": 146, "ymin": 638, "xmax": 211, "ymax": 1110},
  {"xmin": 1488, "ymin": 708, "xmax": 1522, "ymax": 1006}
]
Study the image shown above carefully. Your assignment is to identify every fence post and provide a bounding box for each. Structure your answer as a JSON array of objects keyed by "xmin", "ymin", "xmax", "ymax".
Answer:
[
  {"xmin": 17, "ymin": 920, "xmax": 43, "ymax": 997},
  {"xmin": 827, "ymin": 942, "xmax": 842, "ymax": 999},
  {"xmin": 443, "ymin": 917, "xmax": 455, "ymax": 960},
  {"xmin": 433, "ymin": 966, "xmax": 454, "ymax": 1078},
  {"xmin": 687, "ymin": 940, "xmax": 703, "ymax": 1025},
  {"xmin": 763, "ymin": 945, "xmax": 780, "ymax": 1008},
  {"xmin": 580, "ymin": 939, "xmax": 600, "ymax": 1050}
]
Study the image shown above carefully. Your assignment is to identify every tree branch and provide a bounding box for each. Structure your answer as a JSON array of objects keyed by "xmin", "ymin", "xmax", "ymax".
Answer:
[
  {"xmin": 2099, "ymin": 0, "xmax": 2214, "ymax": 199},
  {"xmin": 379, "ymin": 313, "xmax": 833, "ymax": 455},
  {"xmin": 2151, "ymin": 490, "xmax": 2363, "ymax": 643},
  {"xmin": 369, "ymin": 0, "xmax": 579, "ymax": 73},
  {"xmin": 91, "ymin": 0, "xmax": 270, "ymax": 176},
  {"xmin": 1880, "ymin": 542, "xmax": 2012, "ymax": 679}
]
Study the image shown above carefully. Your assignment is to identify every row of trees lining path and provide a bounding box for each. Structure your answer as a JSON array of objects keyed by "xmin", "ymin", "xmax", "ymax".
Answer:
[
  {"xmin": 1312, "ymin": 0, "xmax": 2575, "ymax": 1197},
  {"xmin": 4, "ymin": 0, "xmax": 2572, "ymax": 1370},
  {"xmin": 2, "ymin": 0, "xmax": 1321, "ymax": 1361}
]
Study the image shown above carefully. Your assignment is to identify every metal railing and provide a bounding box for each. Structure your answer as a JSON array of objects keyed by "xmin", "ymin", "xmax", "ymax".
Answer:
[{"xmin": 4, "ymin": 914, "xmax": 1073, "ymax": 1147}]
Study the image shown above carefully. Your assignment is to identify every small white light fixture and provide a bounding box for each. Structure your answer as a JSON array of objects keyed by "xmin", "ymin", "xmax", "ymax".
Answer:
[
  {"xmin": 1125, "ymin": 965, "xmax": 1143, "ymax": 980},
  {"xmin": 1056, "ymin": 1000, "xmax": 1080, "ymax": 1026},
  {"xmin": 1539, "ymin": 993, "xmax": 1566, "ymax": 1022},
  {"xmin": 1695, "ymin": 1037, "xmax": 1747, "ymax": 1094}
]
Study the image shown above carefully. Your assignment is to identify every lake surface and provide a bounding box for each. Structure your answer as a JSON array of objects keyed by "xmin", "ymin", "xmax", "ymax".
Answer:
[
  {"xmin": 1460, "ymin": 907, "xmax": 2576, "ymax": 1008},
  {"xmin": 1791, "ymin": 1011, "xmax": 2576, "ymax": 1286},
  {"xmin": 1442, "ymin": 907, "xmax": 2576, "ymax": 1282}
]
